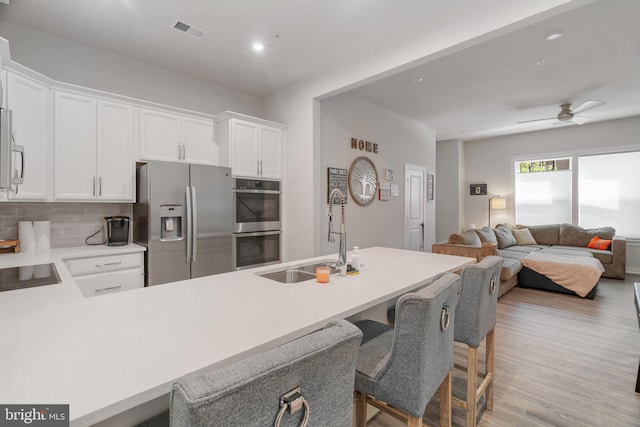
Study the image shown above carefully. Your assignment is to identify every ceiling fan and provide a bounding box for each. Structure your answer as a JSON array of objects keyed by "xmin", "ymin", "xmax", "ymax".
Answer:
[{"xmin": 518, "ymin": 101, "xmax": 606, "ymax": 126}]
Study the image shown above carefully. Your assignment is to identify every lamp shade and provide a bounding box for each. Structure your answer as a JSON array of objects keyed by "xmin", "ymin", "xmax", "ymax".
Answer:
[{"xmin": 490, "ymin": 197, "xmax": 506, "ymax": 209}]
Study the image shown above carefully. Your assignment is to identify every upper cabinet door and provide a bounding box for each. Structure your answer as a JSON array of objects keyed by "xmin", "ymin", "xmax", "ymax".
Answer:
[
  {"xmin": 53, "ymin": 91, "xmax": 97, "ymax": 200},
  {"xmin": 230, "ymin": 119, "xmax": 260, "ymax": 177},
  {"xmin": 97, "ymin": 100, "xmax": 134, "ymax": 201},
  {"xmin": 138, "ymin": 108, "xmax": 181, "ymax": 162},
  {"xmin": 6, "ymin": 72, "xmax": 52, "ymax": 201},
  {"xmin": 259, "ymin": 125, "xmax": 283, "ymax": 180},
  {"xmin": 182, "ymin": 116, "xmax": 215, "ymax": 165}
]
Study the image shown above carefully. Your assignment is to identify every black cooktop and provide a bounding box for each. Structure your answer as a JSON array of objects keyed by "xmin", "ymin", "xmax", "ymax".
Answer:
[{"xmin": 0, "ymin": 263, "xmax": 61, "ymax": 293}]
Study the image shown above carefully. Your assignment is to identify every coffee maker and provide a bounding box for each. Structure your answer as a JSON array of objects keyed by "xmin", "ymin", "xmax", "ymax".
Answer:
[{"xmin": 104, "ymin": 216, "xmax": 130, "ymax": 246}]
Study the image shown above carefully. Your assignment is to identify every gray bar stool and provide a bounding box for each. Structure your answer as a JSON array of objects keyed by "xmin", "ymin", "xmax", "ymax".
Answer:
[
  {"xmin": 137, "ymin": 319, "xmax": 362, "ymax": 427},
  {"xmin": 353, "ymin": 272, "xmax": 462, "ymax": 427},
  {"xmin": 453, "ymin": 256, "xmax": 503, "ymax": 427}
]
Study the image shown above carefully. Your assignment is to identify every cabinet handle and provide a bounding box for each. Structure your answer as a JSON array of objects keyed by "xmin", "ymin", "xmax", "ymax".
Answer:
[
  {"xmin": 260, "ymin": 160, "xmax": 263, "ymax": 175},
  {"xmin": 178, "ymin": 143, "xmax": 182, "ymax": 160},
  {"xmin": 99, "ymin": 177, "xmax": 102, "ymax": 197},
  {"xmin": 93, "ymin": 177, "xmax": 96, "ymax": 196},
  {"xmin": 257, "ymin": 160, "xmax": 260, "ymax": 175},
  {"xmin": 183, "ymin": 144, "xmax": 187, "ymax": 160},
  {"xmin": 95, "ymin": 285, "xmax": 123, "ymax": 293},
  {"xmin": 95, "ymin": 261, "xmax": 123, "ymax": 268}
]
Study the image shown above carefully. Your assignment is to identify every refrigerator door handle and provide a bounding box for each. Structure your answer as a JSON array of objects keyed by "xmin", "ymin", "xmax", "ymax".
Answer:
[
  {"xmin": 191, "ymin": 186, "xmax": 198, "ymax": 263},
  {"xmin": 186, "ymin": 186, "xmax": 193, "ymax": 264}
]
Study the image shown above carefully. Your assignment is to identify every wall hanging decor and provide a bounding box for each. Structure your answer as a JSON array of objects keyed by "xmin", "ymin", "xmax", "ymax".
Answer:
[
  {"xmin": 470, "ymin": 183, "xmax": 487, "ymax": 195},
  {"xmin": 327, "ymin": 167, "xmax": 348, "ymax": 204},
  {"xmin": 427, "ymin": 174, "xmax": 435, "ymax": 201},
  {"xmin": 348, "ymin": 156, "xmax": 378, "ymax": 206}
]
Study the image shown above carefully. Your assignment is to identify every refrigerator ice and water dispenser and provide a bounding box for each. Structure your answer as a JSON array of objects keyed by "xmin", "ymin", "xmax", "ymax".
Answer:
[{"xmin": 160, "ymin": 205, "xmax": 183, "ymax": 241}]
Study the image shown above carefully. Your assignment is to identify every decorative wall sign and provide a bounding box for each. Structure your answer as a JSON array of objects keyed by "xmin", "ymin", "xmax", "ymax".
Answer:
[
  {"xmin": 427, "ymin": 174, "xmax": 435, "ymax": 201},
  {"xmin": 327, "ymin": 167, "xmax": 348, "ymax": 203},
  {"xmin": 379, "ymin": 182, "xmax": 391, "ymax": 201},
  {"xmin": 470, "ymin": 183, "xmax": 487, "ymax": 195},
  {"xmin": 350, "ymin": 137, "xmax": 379, "ymax": 154},
  {"xmin": 348, "ymin": 156, "xmax": 378, "ymax": 206}
]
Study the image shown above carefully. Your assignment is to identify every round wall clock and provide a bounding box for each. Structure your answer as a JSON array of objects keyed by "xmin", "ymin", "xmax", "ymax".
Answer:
[{"xmin": 348, "ymin": 156, "xmax": 378, "ymax": 206}]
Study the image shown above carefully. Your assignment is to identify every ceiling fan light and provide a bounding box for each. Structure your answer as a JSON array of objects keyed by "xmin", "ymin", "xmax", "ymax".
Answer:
[{"xmin": 545, "ymin": 30, "xmax": 565, "ymax": 41}]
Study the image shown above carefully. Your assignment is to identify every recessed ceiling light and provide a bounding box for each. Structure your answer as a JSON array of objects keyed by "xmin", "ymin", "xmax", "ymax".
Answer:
[
  {"xmin": 252, "ymin": 42, "xmax": 265, "ymax": 52},
  {"xmin": 545, "ymin": 30, "xmax": 565, "ymax": 41},
  {"xmin": 537, "ymin": 58, "xmax": 546, "ymax": 66},
  {"xmin": 409, "ymin": 77, "xmax": 424, "ymax": 85}
]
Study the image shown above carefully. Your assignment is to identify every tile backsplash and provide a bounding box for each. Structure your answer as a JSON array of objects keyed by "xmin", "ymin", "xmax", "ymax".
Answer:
[{"xmin": 0, "ymin": 203, "xmax": 132, "ymax": 248}]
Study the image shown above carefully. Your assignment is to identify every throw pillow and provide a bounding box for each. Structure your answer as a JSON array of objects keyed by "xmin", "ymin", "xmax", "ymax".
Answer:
[
  {"xmin": 494, "ymin": 224, "xmax": 517, "ymax": 249},
  {"xmin": 448, "ymin": 230, "xmax": 482, "ymax": 247},
  {"xmin": 587, "ymin": 236, "xmax": 612, "ymax": 250},
  {"xmin": 512, "ymin": 228, "xmax": 537, "ymax": 245},
  {"xmin": 473, "ymin": 226, "xmax": 498, "ymax": 245}
]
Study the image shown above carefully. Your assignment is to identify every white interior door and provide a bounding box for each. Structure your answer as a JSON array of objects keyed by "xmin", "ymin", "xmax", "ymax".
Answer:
[{"xmin": 404, "ymin": 164, "xmax": 426, "ymax": 251}]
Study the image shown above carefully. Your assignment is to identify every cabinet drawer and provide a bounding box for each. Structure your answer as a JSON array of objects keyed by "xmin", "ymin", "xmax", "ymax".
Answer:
[
  {"xmin": 66, "ymin": 253, "xmax": 142, "ymax": 276},
  {"xmin": 75, "ymin": 268, "xmax": 143, "ymax": 297}
]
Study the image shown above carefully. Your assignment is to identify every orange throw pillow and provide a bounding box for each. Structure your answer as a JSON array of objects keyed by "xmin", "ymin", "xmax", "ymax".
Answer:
[{"xmin": 587, "ymin": 236, "xmax": 612, "ymax": 250}]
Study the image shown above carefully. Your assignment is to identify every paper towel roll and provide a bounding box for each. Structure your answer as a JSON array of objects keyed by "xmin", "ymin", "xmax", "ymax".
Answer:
[
  {"xmin": 34, "ymin": 220, "xmax": 51, "ymax": 251},
  {"xmin": 34, "ymin": 263, "xmax": 52, "ymax": 279},
  {"xmin": 18, "ymin": 221, "xmax": 36, "ymax": 253},
  {"xmin": 18, "ymin": 265, "xmax": 35, "ymax": 281}
]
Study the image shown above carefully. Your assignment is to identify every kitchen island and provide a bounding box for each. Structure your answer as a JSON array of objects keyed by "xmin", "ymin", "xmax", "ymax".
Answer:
[{"xmin": 0, "ymin": 247, "xmax": 474, "ymax": 426}]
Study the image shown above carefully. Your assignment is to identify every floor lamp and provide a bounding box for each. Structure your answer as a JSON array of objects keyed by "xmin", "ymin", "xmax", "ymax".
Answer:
[{"xmin": 488, "ymin": 195, "xmax": 506, "ymax": 227}]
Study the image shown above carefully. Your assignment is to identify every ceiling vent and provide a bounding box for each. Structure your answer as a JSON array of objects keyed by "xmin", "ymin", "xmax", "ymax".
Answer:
[{"xmin": 171, "ymin": 19, "xmax": 207, "ymax": 39}]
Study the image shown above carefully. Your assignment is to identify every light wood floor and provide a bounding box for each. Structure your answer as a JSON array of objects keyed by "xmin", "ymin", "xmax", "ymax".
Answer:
[{"xmin": 367, "ymin": 274, "xmax": 640, "ymax": 427}]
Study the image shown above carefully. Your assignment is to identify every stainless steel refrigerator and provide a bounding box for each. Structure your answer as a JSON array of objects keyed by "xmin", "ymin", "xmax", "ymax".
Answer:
[{"xmin": 133, "ymin": 160, "xmax": 233, "ymax": 286}]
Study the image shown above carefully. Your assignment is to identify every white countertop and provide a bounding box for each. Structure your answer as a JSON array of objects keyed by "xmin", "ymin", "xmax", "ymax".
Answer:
[{"xmin": 0, "ymin": 246, "xmax": 473, "ymax": 426}]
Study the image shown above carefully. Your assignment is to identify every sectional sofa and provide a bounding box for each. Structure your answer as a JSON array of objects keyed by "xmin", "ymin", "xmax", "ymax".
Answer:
[{"xmin": 432, "ymin": 223, "xmax": 626, "ymax": 298}]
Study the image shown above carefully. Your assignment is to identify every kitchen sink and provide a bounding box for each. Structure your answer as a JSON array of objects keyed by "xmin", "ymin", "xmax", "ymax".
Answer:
[{"xmin": 258, "ymin": 260, "xmax": 340, "ymax": 284}]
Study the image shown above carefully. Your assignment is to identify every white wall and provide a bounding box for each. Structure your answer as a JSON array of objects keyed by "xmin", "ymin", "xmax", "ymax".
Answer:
[
  {"xmin": 264, "ymin": 1, "xmax": 580, "ymax": 261},
  {"xmin": 436, "ymin": 139, "xmax": 466, "ymax": 242},
  {"xmin": 319, "ymin": 93, "xmax": 435, "ymax": 255},
  {"xmin": 462, "ymin": 116, "xmax": 640, "ymax": 227},
  {"xmin": 0, "ymin": 21, "xmax": 262, "ymax": 116}
]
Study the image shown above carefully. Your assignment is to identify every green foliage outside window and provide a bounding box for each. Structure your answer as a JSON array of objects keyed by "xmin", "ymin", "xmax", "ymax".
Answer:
[{"xmin": 519, "ymin": 160, "xmax": 557, "ymax": 173}]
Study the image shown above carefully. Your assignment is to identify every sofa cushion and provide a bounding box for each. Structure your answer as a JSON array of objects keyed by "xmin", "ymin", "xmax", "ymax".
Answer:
[
  {"xmin": 549, "ymin": 245, "xmax": 613, "ymax": 264},
  {"xmin": 497, "ymin": 249, "xmax": 528, "ymax": 259},
  {"xmin": 473, "ymin": 227, "xmax": 498, "ymax": 245},
  {"xmin": 512, "ymin": 228, "xmax": 537, "ymax": 245},
  {"xmin": 500, "ymin": 257, "xmax": 522, "ymax": 281},
  {"xmin": 503, "ymin": 245, "xmax": 545, "ymax": 253},
  {"xmin": 539, "ymin": 247, "xmax": 594, "ymax": 257},
  {"xmin": 520, "ymin": 224, "xmax": 560, "ymax": 245},
  {"xmin": 448, "ymin": 230, "xmax": 482, "ymax": 247},
  {"xmin": 494, "ymin": 224, "xmax": 517, "ymax": 249},
  {"xmin": 559, "ymin": 223, "xmax": 616, "ymax": 247}
]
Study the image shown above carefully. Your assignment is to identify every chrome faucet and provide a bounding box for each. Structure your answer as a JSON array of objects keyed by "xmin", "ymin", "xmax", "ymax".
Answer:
[{"xmin": 328, "ymin": 188, "xmax": 347, "ymax": 266}]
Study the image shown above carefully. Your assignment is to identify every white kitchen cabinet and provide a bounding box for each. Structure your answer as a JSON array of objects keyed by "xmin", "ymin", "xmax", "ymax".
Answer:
[
  {"xmin": 5, "ymin": 72, "xmax": 52, "ymax": 200},
  {"xmin": 65, "ymin": 252, "xmax": 144, "ymax": 297},
  {"xmin": 216, "ymin": 112, "xmax": 285, "ymax": 179},
  {"xmin": 54, "ymin": 91, "xmax": 134, "ymax": 201},
  {"xmin": 138, "ymin": 108, "xmax": 215, "ymax": 164}
]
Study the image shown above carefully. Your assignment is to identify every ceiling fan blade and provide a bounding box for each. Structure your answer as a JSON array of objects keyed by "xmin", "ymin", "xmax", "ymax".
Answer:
[
  {"xmin": 571, "ymin": 100, "xmax": 605, "ymax": 115},
  {"xmin": 570, "ymin": 116, "xmax": 590, "ymax": 125},
  {"xmin": 517, "ymin": 117, "xmax": 556, "ymax": 124}
]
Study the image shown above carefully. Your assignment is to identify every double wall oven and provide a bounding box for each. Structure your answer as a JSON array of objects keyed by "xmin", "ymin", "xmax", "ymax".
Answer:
[{"xmin": 232, "ymin": 178, "xmax": 282, "ymax": 269}]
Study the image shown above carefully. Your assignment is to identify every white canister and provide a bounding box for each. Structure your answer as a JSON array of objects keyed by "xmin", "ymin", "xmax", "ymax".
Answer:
[
  {"xmin": 33, "ymin": 220, "xmax": 51, "ymax": 251},
  {"xmin": 18, "ymin": 221, "xmax": 36, "ymax": 253}
]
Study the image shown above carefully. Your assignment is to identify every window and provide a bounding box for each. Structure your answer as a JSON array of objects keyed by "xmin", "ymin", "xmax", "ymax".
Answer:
[
  {"xmin": 579, "ymin": 151, "xmax": 640, "ymax": 238},
  {"xmin": 515, "ymin": 157, "xmax": 572, "ymax": 225},
  {"xmin": 515, "ymin": 151, "xmax": 640, "ymax": 238}
]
